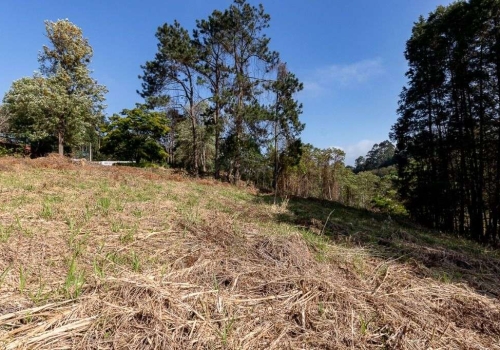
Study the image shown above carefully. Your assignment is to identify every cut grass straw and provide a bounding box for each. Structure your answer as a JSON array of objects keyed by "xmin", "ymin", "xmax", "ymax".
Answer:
[{"xmin": 0, "ymin": 156, "xmax": 499, "ymax": 349}]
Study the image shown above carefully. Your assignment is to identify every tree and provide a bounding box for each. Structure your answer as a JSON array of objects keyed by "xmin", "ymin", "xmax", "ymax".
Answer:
[
  {"xmin": 139, "ymin": 1, "xmax": 302, "ymax": 183},
  {"xmin": 101, "ymin": 105, "xmax": 170, "ymax": 163},
  {"xmin": 392, "ymin": 0, "xmax": 500, "ymax": 243},
  {"xmin": 267, "ymin": 63, "xmax": 304, "ymax": 201},
  {"xmin": 218, "ymin": 0, "xmax": 279, "ymax": 182},
  {"xmin": 140, "ymin": 21, "xmax": 203, "ymax": 175},
  {"xmin": 194, "ymin": 12, "xmax": 232, "ymax": 178},
  {"xmin": 362, "ymin": 140, "xmax": 396, "ymax": 171},
  {"xmin": 3, "ymin": 19, "xmax": 107, "ymax": 156},
  {"xmin": 354, "ymin": 156, "xmax": 366, "ymax": 172}
]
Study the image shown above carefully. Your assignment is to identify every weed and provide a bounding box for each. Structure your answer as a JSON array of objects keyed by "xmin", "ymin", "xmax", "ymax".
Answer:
[
  {"xmin": 63, "ymin": 257, "xmax": 85, "ymax": 299},
  {"xmin": 111, "ymin": 220, "xmax": 124, "ymax": 233},
  {"xmin": 106, "ymin": 252, "xmax": 126, "ymax": 266},
  {"xmin": 15, "ymin": 215, "xmax": 32, "ymax": 236},
  {"xmin": 40, "ymin": 195, "xmax": 63, "ymax": 219},
  {"xmin": 93, "ymin": 257, "xmax": 105, "ymax": 279},
  {"xmin": 29, "ymin": 277, "xmax": 48, "ymax": 304},
  {"xmin": 23, "ymin": 184, "xmax": 34, "ymax": 191},
  {"xmin": 318, "ymin": 302, "xmax": 325, "ymax": 317},
  {"xmin": 98, "ymin": 197, "xmax": 112, "ymax": 214},
  {"xmin": 352, "ymin": 254, "xmax": 367, "ymax": 276},
  {"xmin": 218, "ymin": 316, "xmax": 236, "ymax": 345},
  {"xmin": 12, "ymin": 194, "xmax": 30, "ymax": 207},
  {"xmin": 359, "ymin": 314, "xmax": 374, "ymax": 335},
  {"xmin": 120, "ymin": 226, "xmax": 136, "ymax": 244},
  {"xmin": 99, "ymin": 181, "xmax": 110, "ymax": 192},
  {"xmin": 115, "ymin": 199, "xmax": 125, "ymax": 212},
  {"xmin": 435, "ymin": 271, "xmax": 452, "ymax": 283},
  {"xmin": 130, "ymin": 251, "xmax": 141, "ymax": 272},
  {"xmin": 19, "ymin": 266, "xmax": 27, "ymax": 293},
  {"xmin": 135, "ymin": 191, "xmax": 152, "ymax": 202},
  {"xmin": 66, "ymin": 217, "xmax": 76, "ymax": 232},
  {"xmin": 82, "ymin": 202, "xmax": 96, "ymax": 222},
  {"xmin": 301, "ymin": 230, "xmax": 328, "ymax": 262}
]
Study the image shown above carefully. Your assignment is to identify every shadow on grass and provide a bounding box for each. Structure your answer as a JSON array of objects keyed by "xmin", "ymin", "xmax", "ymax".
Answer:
[{"xmin": 255, "ymin": 194, "xmax": 500, "ymax": 299}]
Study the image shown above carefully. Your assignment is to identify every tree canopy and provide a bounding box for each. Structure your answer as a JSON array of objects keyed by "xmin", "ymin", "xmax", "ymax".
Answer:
[
  {"xmin": 139, "ymin": 0, "xmax": 294, "ymax": 182},
  {"xmin": 2, "ymin": 19, "xmax": 107, "ymax": 155},
  {"xmin": 101, "ymin": 105, "xmax": 170, "ymax": 163},
  {"xmin": 354, "ymin": 140, "xmax": 396, "ymax": 173},
  {"xmin": 392, "ymin": 0, "xmax": 500, "ymax": 243}
]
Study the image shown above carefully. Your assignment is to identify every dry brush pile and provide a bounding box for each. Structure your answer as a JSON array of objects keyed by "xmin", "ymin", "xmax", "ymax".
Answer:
[{"xmin": 0, "ymin": 156, "xmax": 499, "ymax": 349}]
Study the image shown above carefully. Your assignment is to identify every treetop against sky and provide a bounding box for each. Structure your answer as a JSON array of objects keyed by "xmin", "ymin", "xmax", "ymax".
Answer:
[{"xmin": 0, "ymin": 0, "xmax": 453, "ymax": 164}]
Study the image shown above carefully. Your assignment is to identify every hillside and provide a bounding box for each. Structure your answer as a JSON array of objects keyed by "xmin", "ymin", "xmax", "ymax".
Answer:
[{"xmin": 0, "ymin": 156, "xmax": 499, "ymax": 349}]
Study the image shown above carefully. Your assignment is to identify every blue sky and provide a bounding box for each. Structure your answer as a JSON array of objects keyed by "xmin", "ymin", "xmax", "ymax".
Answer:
[{"xmin": 0, "ymin": 0, "xmax": 452, "ymax": 164}]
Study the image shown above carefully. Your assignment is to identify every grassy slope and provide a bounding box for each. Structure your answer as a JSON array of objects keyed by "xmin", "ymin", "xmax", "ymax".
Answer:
[{"xmin": 0, "ymin": 156, "xmax": 499, "ymax": 349}]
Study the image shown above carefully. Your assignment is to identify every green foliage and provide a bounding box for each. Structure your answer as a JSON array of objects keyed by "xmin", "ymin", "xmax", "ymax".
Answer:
[
  {"xmin": 101, "ymin": 105, "xmax": 170, "ymax": 163},
  {"xmin": 18, "ymin": 266, "xmax": 27, "ymax": 293},
  {"xmin": 0, "ymin": 144, "xmax": 23, "ymax": 157},
  {"xmin": 354, "ymin": 140, "xmax": 395, "ymax": 173},
  {"xmin": 140, "ymin": 20, "xmax": 202, "ymax": 174},
  {"xmin": 174, "ymin": 118, "xmax": 215, "ymax": 173},
  {"xmin": 267, "ymin": 63, "xmax": 304, "ymax": 195},
  {"xmin": 63, "ymin": 257, "xmax": 85, "ymax": 299},
  {"xmin": 392, "ymin": 0, "xmax": 500, "ymax": 243},
  {"xmin": 281, "ymin": 143, "xmax": 406, "ymax": 215},
  {"xmin": 140, "ymin": 0, "xmax": 289, "ymax": 181},
  {"xmin": 2, "ymin": 20, "xmax": 107, "ymax": 155},
  {"xmin": 0, "ymin": 104, "xmax": 9, "ymax": 133}
]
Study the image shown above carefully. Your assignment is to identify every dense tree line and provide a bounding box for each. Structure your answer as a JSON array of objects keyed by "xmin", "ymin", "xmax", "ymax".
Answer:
[{"xmin": 392, "ymin": 0, "xmax": 500, "ymax": 243}]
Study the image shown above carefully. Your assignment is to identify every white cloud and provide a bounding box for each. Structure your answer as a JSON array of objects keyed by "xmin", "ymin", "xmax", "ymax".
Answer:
[
  {"xmin": 319, "ymin": 59, "xmax": 384, "ymax": 86},
  {"xmin": 302, "ymin": 58, "xmax": 384, "ymax": 97},
  {"xmin": 339, "ymin": 139, "xmax": 376, "ymax": 166},
  {"xmin": 302, "ymin": 81, "xmax": 324, "ymax": 94}
]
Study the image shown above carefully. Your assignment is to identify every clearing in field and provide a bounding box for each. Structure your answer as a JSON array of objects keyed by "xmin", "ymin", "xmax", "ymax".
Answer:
[{"xmin": 0, "ymin": 157, "xmax": 499, "ymax": 349}]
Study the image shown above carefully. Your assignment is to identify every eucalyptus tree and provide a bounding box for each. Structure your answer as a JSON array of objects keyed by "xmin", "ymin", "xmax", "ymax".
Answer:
[
  {"xmin": 3, "ymin": 19, "xmax": 107, "ymax": 156},
  {"xmin": 362, "ymin": 141, "xmax": 396, "ymax": 171}
]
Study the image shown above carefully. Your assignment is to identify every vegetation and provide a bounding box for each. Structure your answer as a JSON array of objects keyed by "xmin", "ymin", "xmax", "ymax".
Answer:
[
  {"xmin": 392, "ymin": 0, "xmax": 500, "ymax": 244},
  {"xmin": 101, "ymin": 105, "xmax": 170, "ymax": 164},
  {"xmin": 0, "ymin": 1, "xmax": 404, "ymax": 216},
  {"xmin": 0, "ymin": 157, "xmax": 498, "ymax": 349},
  {"xmin": 139, "ymin": 0, "xmax": 295, "ymax": 182},
  {"xmin": 2, "ymin": 20, "xmax": 106, "ymax": 157},
  {"xmin": 279, "ymin": 143, "xmax": 406, "ymax": 215},
  {"xmin": 1, "ymin": 1, "xmax": 500, "ymax": 347},
  {"xmin": 354, "ymin": 140, "xmax": 396, "ymax": 173}
]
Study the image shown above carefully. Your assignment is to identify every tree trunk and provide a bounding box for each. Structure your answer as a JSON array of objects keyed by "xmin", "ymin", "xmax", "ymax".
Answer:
[
  {"xmin": 214, "ymin": 106, "xmax": 221, "ymax": 179},
  {"xmin": 190, "ymin": 107, "xmax": 199, "ymax": 176},
  {"xmin": 273, "ymin": 94, "xmax": 279, "ymax": 205},
  {"xmin": 58, "ymin": 132, "xmax": 64, "ymax": 156}
]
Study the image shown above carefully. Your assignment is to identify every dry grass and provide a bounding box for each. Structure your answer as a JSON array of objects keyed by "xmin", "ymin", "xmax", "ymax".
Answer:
[{"xmin": 0, "ymin": 156, "xmax": 499, "ymax": 349}]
